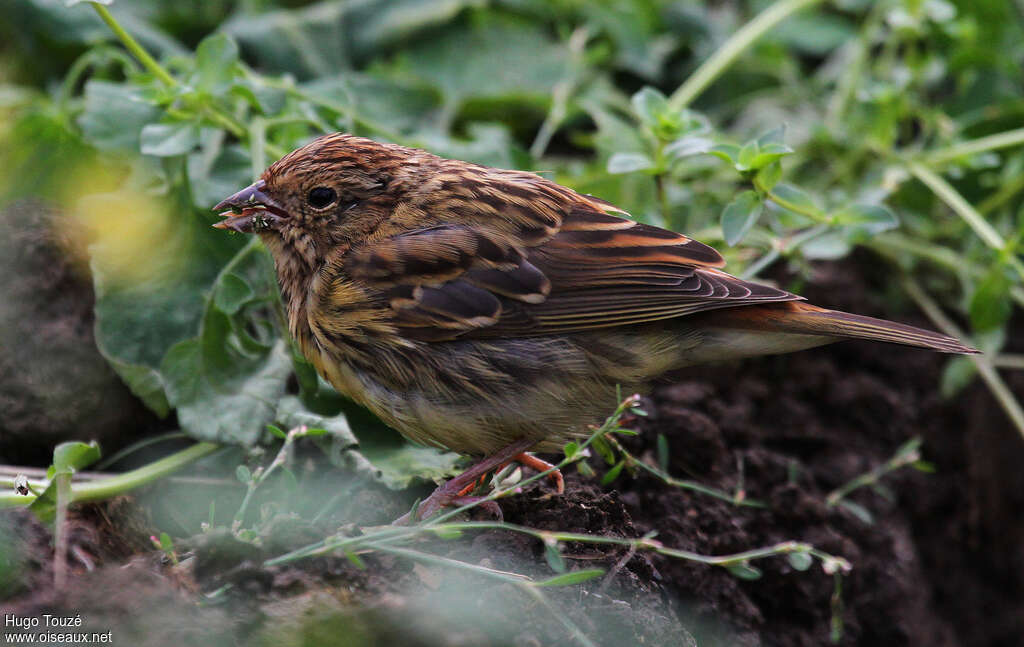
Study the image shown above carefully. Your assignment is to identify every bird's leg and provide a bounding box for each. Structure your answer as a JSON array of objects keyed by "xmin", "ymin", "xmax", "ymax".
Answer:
[
  {"xmin": 453, "ymin": 453, "xmax": 564, "ymax": 497},
  {"xmin": 512, "ymin": 453, "xmax": 564, "ymax": 494},
  {"xmin": 394, "ymin": 437, "xmax": 537, "ymax": 524}
]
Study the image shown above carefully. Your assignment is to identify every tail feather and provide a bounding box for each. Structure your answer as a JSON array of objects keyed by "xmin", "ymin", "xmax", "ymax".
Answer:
[{"xmin": 710, "ymin": 301, "xmax": 978, "ymax": 354}]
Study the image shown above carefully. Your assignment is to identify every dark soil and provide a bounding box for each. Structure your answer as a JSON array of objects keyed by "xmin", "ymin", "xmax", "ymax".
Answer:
[
  {"xmin": 0, "ymin": 201, "xmax": 162, "ymax": 465},
  {"xmin": 3, "ymin": 253, "xmax": 1023, "ymax": 646}
]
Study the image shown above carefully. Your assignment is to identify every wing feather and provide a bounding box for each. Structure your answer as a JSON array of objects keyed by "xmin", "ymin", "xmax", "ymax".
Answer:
[{"xmin": 345, "ymin": 178, "xmax": 800, "ymax": 341}]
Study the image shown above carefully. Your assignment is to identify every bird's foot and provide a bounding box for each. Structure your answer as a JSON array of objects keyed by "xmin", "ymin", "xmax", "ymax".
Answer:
[
  {"xmin": 393, "ymin": 437, "xmax": 537, "ymax": 525},
  {"xmin": 511, "ymin": 452, "xmax": 564, "ymax": 494}
]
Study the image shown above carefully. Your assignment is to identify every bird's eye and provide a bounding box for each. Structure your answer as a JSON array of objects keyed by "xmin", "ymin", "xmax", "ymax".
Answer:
[{"xmin": 307, "ymin": 187, "xmax": 337, "ymax": 209}]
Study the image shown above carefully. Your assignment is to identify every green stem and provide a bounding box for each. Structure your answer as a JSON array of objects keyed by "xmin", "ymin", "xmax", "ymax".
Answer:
[
  {"xmin": 668, "ymin": 0, "xmax": 826, "ymax": 111},
  {"xmin": 925, "ymin": 127, "xmax": 1024, "ymax": 166},
  {"xmin": 907, "ymin": 161, "xmax": 1004, "ymax": 249},
  {"xmin": 91, "ymin": 3, "xmax": 176, "ymax": 87},
  {"xmin": 754, "ymin": 177, "xmax": 830, "ymax": 224},
  {"xmin": 901, "ymin": 277, "xmax": 1024, "ymax": 440},
  {"xmin": 994, "ymin": 354, "xmax": 1024, "ymax": 370},
  {"xmin": 606, "ymin": 436, "xmax": 763, "ymax": 507},
  {"xmin": 366, "ymin": 543, "xmax": 532, "ymax": 583},
  {"xmin": 91, "ymin": 2, "xmax": 286, "ymax": 162},
  {"xmin": 871, "ymin": 234, "xmax": 1024, "ymax": 307},
  {"xmin": 825, "ymin": 438, "xmax": 922, "ymax": 506},
  {"xmin": 0, "ymin": 442, "xmax": 220, "ymax": 508},
  {"xmin": 73, "ymin": 442, "xmax": 219, "ymax": 503},
  {"xmin": 519, "ymin": 584, "xmax": 599, "ymax": 647},
  {"xmin": 906, "ymin": 161, "xmax": 1024, "ymax": 282},
  {"xmin": 976, "ymin": 173, "xmax": 1024, "ymax": 216}
]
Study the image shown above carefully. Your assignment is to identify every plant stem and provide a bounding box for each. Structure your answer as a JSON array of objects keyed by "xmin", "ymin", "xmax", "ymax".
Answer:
[
  {"xmin": 825, "ymin": 438, "xmax": 922, "ymax": 506},
  {"xmin": 518, "ymin": 583, "xmax": 599, "ymax": 647},
  {"xmin": 901, "ymin": 276, "xmax": 1024, "ymax": 440},
  {"xmin": 754, "ymin": 178, "xmax": 830, "ymax": 223},
  {"xmin": 925, "ymin": 127, "xmax": 1024, "ymax": 166},
  {"xmin": 605, "ymin": 436, "xmax": 763, "ymax": 507},
  {"xmin": 871, "ymin": 233, "xmax": 1024, "ymax": 308},
  {"xmin": 0, "ymin": 442, "xmax": 220, "ymax": 508},
  {"xmin": 73, "ymin": 442, "xmax": 220, "ymax": 503},
  {"xmin": 669, "ymin": 0, "xmax": 826, "ymax": 111},
  {"xmin": 366, "ymin": 543, "xmax": 532, "ymax": 584},
  {"xmin": 906, "ymin": 160, "xmax": 1024, "ymax": 282},
  {"xmin": 976, "ymin": 173, "xmax": 1024, "ymax": 216},
  {"xmin": 90, "ymin": 2, "xmax": 286, "ymax": 160},
  {"xmin": 91, "ymin": 3, "xmax": 176, "ymax": 87}
]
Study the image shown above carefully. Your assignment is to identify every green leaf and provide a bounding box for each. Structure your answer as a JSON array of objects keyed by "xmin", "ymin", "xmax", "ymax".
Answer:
[
  {"xmin": 213, "ymin": 274, "xmax": 255, "ymax": 315},
  {"xmin": 236, "ymin": 465, "xmax": 252, "ymax": 484},
  {"xmin": 230, "ymin": 79, "xmax": 287, "ymax": 116},
  {"xmin": 78, "ymin": 81, "xmax": 161, "ymax": 152},
  {"xmin": 721, "ymin": 191, "xmax": 764, "ymax": 246},
  {"xmin": 27, "ymin": 484, "xmax": 58, "ymax": 523},
  {"xmin": 601, "ymin": 460, "xmax": 626, "ymax": 486},
  {"xmin": 631, "ymin": 86, "xmax": 671, "ymax": 127},
  {"xmin": 770, "ymin": 13, "xmax": 856, "ymax": 54},
  {"xmin": 756, "ymin": 161, "xmax": 783, "ymax": 191},
  {"xmin": 544, "ymin": 541, "xmax": 566, "ymax": 573},
  {"xmin": 787, "ymin": 551, "xmax": 813, "ymax": 571},
  {"xmin": 101, "ymin": 360, "xmax": 170, "ymax": 418},
  {"xmin": 770, "ymin": 183, "xmax": 823, "ymax": 218},
  {"xmin": 969, "ymin": 268, "xmax": 1013, "ymax": 332},
  {"xmin": 832, "ymin": 204, "xmax": 899, "ymax": 234},
  {"xmin": 735, "ymin": 141, "xmax": 760, "ymax": 171},
  {"xmin": 725, "ymin": 562, "xmax": 762, "ymax": 580},
  {"xmin": 386, "ymin": 18, "xmax": 570, "ymax": 104},
  {"xmin": 656, "ymin": 433, "xmax": 669, "ymax": 473},
  {"xmin": 800, "ymin": 230, "xmax": 851, "ymax": 260},
  {"xmin": 52, "ymin": 441, "xmax": 102, "ymax": 476},
  {"xmin": 193, "ymin": 33, "xmax": 240, "ymax": 92},
  {"xmin": 89, "ymin": 187, "xmax": 248, "ymax": 418},
  {"xmin": 940, "ymin": 356, "xmax": 978, "ymax": 397},
  {"xmin": 162, "ymin": 335, "xmax": 291, "ymax": 446},
  {"xmin": 591, "ymin": 436, "xmax": 616, "ymax": 465},
  {"xmin": 267, "ymin": 424, "xmax": 288, "ymax": 440},
  {"xmin": 140, "ymin": 122, "xmax": 200, "ymax": 157},
  {"xmin": 358, "ymin": 441, "xmax": 464, "ymax": 490},
  {"xmin": 302, "ymin": 73, "xmax": 438, "ymax": 134},
  {"xmin": 708, "ymin": 144, "xmax": 739, "ymax": 164},
  {"xmin": 838, "ymin": 499, "xmax": 874, "ymax": 524},
  {"xmin": 563, "ymin": 442, "xmax": 580, "ymax": 460},
  {"xmin": 344, "ymin": 549, "xmax": 367, "ymax": 570},
  {"xmin": 756, "ymin": 126, "xmax": 787, "ymax": 146},
  {"xmin": 189, "ymin": 144, "xmax": 254, "ymax": 210},
  {"xmin": 607, "ymin": 152, "xmax": 654, "ymax": 174},
  {"xmin": 275, "ymin": 396, "xmax": 462, "ymax": 489},
  {"xmin": 429, "ymin": 527, "xmax": 464, "ymax": 540},
  {"xmin": 534, "ymin": 568, "xmax": 605, "ymax": 587},
  {"xmin": 417, "ymin": 123, "xmax": 517, "ymax": 169},
  {"xmin": 912, "ymin": 460, "xmax": 936, "ymax": 473},
  {"xmin": 158, "ymin": 532, "xmax": 175, "ymax": 553},
  {"xmin": 747, "ymin": 144, "xmax": 794, "ymax": 170},
  {"xmin": 664, "ymin": 136, "xmax": 713, "ymax": 160}
]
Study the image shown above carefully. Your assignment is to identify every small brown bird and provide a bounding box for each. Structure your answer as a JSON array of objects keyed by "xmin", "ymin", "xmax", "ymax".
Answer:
[{"xmin": 214, "ymin": 133, "xmax": 976, "ymax": 519}]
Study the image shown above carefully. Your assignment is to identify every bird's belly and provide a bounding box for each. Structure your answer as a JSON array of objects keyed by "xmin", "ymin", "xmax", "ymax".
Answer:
[{"xmin": 309, "ymin": 335, "xmax": 660, "ymax": 455}]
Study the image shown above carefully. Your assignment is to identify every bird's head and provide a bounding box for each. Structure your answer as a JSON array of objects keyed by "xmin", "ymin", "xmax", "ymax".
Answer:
[{"xmin": 213, "ymin": 133, "xmax": 416, "ymax": 259}]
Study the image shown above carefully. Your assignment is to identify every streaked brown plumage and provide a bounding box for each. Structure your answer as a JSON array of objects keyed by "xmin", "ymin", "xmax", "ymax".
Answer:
[{"xmin": 214, "ymin": 133, "xmax": 976, "ymax": 518}]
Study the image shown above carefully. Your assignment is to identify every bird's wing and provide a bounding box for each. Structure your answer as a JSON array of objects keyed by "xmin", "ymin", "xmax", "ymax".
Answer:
[{"xmin": 346, "ymin": 197, "xmax": 800, "ymax": 341}]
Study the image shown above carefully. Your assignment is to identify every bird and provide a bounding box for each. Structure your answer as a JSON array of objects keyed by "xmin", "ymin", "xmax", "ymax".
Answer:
[{"xmin": 213, "ymin": 133, "xmax": 977, "ymax": 520}]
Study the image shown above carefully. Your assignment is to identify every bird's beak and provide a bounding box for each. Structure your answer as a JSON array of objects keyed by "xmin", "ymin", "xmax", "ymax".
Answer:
[{"xmin": 212, "ymin": 179, "xmax": 289, "ymax": 233}]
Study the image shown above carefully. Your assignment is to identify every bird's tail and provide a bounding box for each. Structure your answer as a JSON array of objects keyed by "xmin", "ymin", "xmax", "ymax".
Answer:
[{"xmin": 705, "ymin": 301, "xmax": 978, "ymax": 354}]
